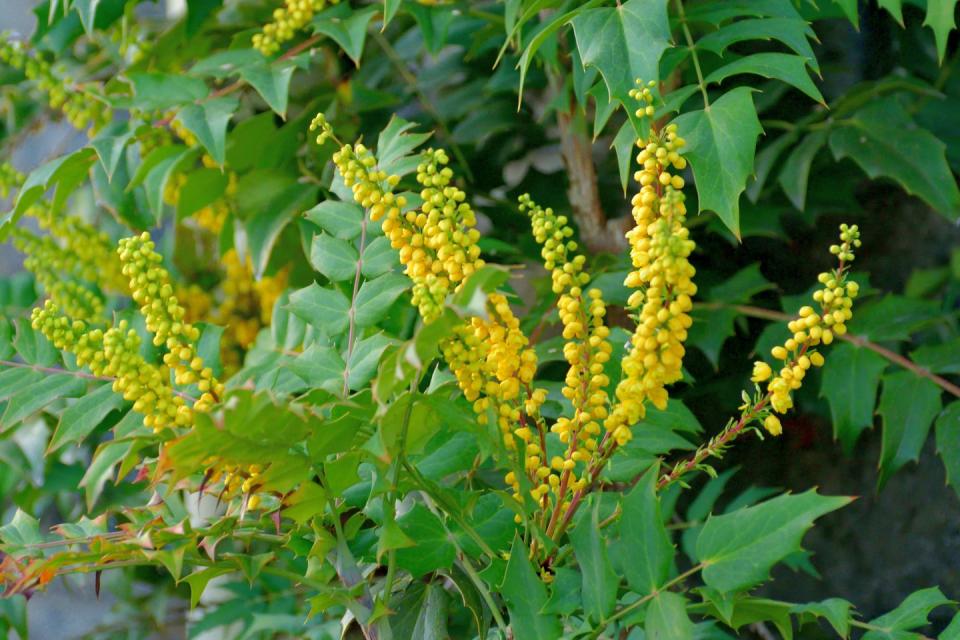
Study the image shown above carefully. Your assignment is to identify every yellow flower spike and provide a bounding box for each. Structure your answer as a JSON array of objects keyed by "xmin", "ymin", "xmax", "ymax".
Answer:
[
  {"xmin": 604, "ymin": 113, "xmax": 696, "ymax": 447},
  {"xmin": 0, "ymin": 38, "xmax": 112, "ymax": 133},
  {"xmin": 31, "ymin": 301, "xmax": 190, "ymax": 433},
  {"xmin": 118, "ymin": 232, "xmax": 224, "ymax": 407},
  {"xmin": 252, "ymin": 0, "xmax": 340, "ymax": 56},
  {"xmin": 760, "ymin": 225, "xmax": 861, "ymax": 432},
  {"xmin": 519, "ymin": 194, "xmax": 614, "ymax": 500}
]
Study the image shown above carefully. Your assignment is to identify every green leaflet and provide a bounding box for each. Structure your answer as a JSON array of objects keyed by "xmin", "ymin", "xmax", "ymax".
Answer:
[
  {"xmin": 617, "ymin": 467, "xmax": 674, "ymax": 593},
  {"xmin": 647, "ymin": 591, "xmax": 695, "ymax": 640},
  {"xmin": 777, "ymin": 129, "xmax": 827, "ymax": 211},
  {"xmin": 500, "ymin": 536, "xmax": 562, "ymax": 640},
  {"xmin": 863, "ymin": 587, "xmax": 954, "ymax": 639},
  {"xmin": 174, "ymin": 97, "xmax": 238, "ymax": 166},
  {"xmin": 877, "ymin": 371, "xmax": 943, "ymax": 486},
  {"xmin": 819, "ymin": 342, "xmax": 888, "ymax": 454},
  {"xmin": 704, "ymin": 53, "xmax": 824, "ymax": 104},
  {"xmin": 923, "ymin": 0, "xmax": 959, "ymax": 63},
  {"xmin": 48, "ymin": 382, "xmax": 126, "ymax": 452},
  {"xmin": 672, "ymin": 87, "xmax": 762, "ymax": 239},
  {"xmin": 695, "ymin": 490, "xmax": 851, "ymax": 593},
  {"xmin": 936, "ymin": 402, "xmax": 960, "ymax": 497},
  {"xmin": 570, "ymin": 499, "xmax": 618, "ymax": 622},
  {"xmin": 310, "ymin": 233, "xmax": 359, "ymax": 282},
  {"xmin": 571, "ymin": 0, "xmax": 672, "ymax": 103},
  {"xmin": 829, "ymin": 98, "xmax": 960, "ymax": 221}
]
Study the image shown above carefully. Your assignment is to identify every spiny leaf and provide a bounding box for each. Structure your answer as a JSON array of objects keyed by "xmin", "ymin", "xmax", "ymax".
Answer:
[
  {"xmin": 618, "ymin": 466, "xmax": 674, "ymax": 592},
  {"xmin": 310, "ymin": 233, "xmax": 358, "ymax": 282},
  {"xmin": 287, "ymin": 283, "xmax": 350, "ymax": 335},
  {"xmin": 777, "ymin": 129, "xmax": 827, "ymax": 210},
  {"xmin": 1, "ymin": 374, "xmax": 87, "ymax": 430},
  {"xmin": 922, "ymin": 0, "xmax": 959, "ymax": 64},
  {"xmin": 672, "ymin": 87, "xmax": 762, "ymax": 239},
  {"xmin": 570, "ymin": 500, "xmax": 618, "ymax": 622},
  {"xmin": 877, "ymin": 371, "xmax": 943, "ymax": 486},
  {"xmin": 695, "ymin": 490, "xmax": 851, "ymax": 593},
  {"xmin": 174, "ymin": 97, "xmax": 238, "ymax": 166},
  {"xmin": 48, "ymin": 383, "xmax": 126, "ymax": 452},
  {"xmin": 705, "ymin": 53, "xmax": 824, "ymax": 104},
  {"xmin": 311, "ymin": 6, "xmax": 378, "ymax": 66},
  {"xmin": 239, "ymin": 62, "xmax": 296, "ymax": 117},
  {"xmin": 828, "ymin": 98, "xmax": 960, "ymax": 221},
  {"xmin": 127, "ymin": 72, "xmax": 209, "ymax": 110},
  {"xmin": 500, "ymin": 536, "xmax": 562, "ymax": 640},
  {"xmin": 353, "ymin": 274, "xmax": 409, "ymax": 327},
  {"xmin": 696, "ymin": 18, "xmax": 819, "ymax": 72},
  {"xmin": 792, "ymin": 598, "xmax": 854, "ymax": 638},
  {"xmin": 571, "ymin": 0, "xmax": 672, "ymax": 104},
  {"xmin": 864, "ymin": 587, "xmax": 953, "ymax": 638},
  {"xmin": 647, "ymin": 592, "xmax": 695, "ymax": 640},
  {"xmin": 819, "ymin": 343, "xmax": 888, "ymax": 454}
]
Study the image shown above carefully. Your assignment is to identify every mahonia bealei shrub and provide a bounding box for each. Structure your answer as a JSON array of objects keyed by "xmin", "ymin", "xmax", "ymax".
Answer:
[
  {"xmin": 751, "ymin": 224, "xmax": 862, "ymax": 434},
  {"xmin": 252, "ymin": 0, "xmax": 340, "ymax": 56},
  {"xmin": 0, "ymin": 35, "xmax": 111, "ymax": 132}
]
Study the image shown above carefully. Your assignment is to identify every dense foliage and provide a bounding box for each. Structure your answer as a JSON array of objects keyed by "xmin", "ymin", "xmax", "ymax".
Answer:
[{"xmin": 1, "ymin": 0, "xmax": 959, "ymax": 638}]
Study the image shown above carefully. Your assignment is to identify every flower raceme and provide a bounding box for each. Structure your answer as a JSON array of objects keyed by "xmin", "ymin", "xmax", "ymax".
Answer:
[
  {"xmin": 520, "ymin": 195, "xmax": 613, "ymax": 505},
  {"xmin": 118, "ymin": 233, "xmax": 224, "ymax": 413},
  {"xmin": 4, "ymin": 163, "xmax": 126, "ymax": 322},
  {"xmin": 0, "ymin": 36, "xmax": 111, "ymax": 133},
  {"xmin": 751, "ymin": 224, "xmax": 862, "ymax": 434},
  {"xmin": 317, "ymin": 108, "xmax": 696, "ymax": 522},
  {"xmin": 606, "ymin": 93, "xmax": 696, "ymax": 448},
  {"xmin": 32, "ymin": 302, "xmax": 193, "ymax": 432},
  {"xmin": 252, "ymin": 0, "xmax": 340, "ymax": 56}
]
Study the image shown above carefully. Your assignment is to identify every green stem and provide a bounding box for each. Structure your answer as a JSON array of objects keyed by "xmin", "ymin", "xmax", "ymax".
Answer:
[
  {"xmin": 342, "ymin": 208, "xmax": 370, "ymax": 396},
  {"xmin": 673, "ymin": 0, "xmax": 709, "ymax": 109},
  {"xmin": 381, "ymin": 377, "xmax": 419, "ymax": 604},
  {"xmin": 588, "ymin": 564, "xmax": 705, "ymax": 638},
  {"xmin": 456, "ymin": 555, "xmax": 509, "ymax": 634},
  {"xmin": 371, "ymin": 31, "xmax": 474, "ymax": 182},
  {"xmin": 402, "ymin": 459, "xmax": 498, "ymax": 559}
]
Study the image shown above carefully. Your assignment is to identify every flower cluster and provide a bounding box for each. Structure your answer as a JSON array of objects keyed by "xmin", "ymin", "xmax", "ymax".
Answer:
[
  {"xmin": 441, "ymin": 293, "xmax": 540, "ymax": 501},
  {"xmin": 32, "ymin": 302, "xmax": 192, "ymax": 432},
  {"xmin": 252, "ymin": 0, "xmax": 339, "ymax": 56},
  {"xmin": 0, "ymin": 162, "xmax": 21, "ymax": 198},
  {"xmin": 29, "ymin": 203, "xmax": 127, "ymax": 292},
  {"xmin": 751, "ymin": 225, "xmax": 862, "ymax": 434},
  {"xmin": 415, "ymin": 149, "xmax": 485, "ymax": 289},
  {"xmin": 605, "ymin": 115, "xmax": 695, "ymax": 447},
  {"xmin": 118, "ymin": 233, "xmax": 223, "ymax": 412},
  {"xmin": 332, "ymin": 139, "xmax": 450, "ymax": 316},
  {"xmin": 0, "ymin": 36, "xmax": 111, "ymax": 132},
  {"xmin": 519, "ymin": 194, "xmax": 612, "ymax": 503},
  {"xmin": 13, "ymin": 229, "xmax": 105, "ymax": 321},
  {"xmin": 214, "ymin": 249, "xmax": 288, "ymax": 372},
  {"xmin": 9, "ymin": 194, "xmax": 125, "ymax": 321}
]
